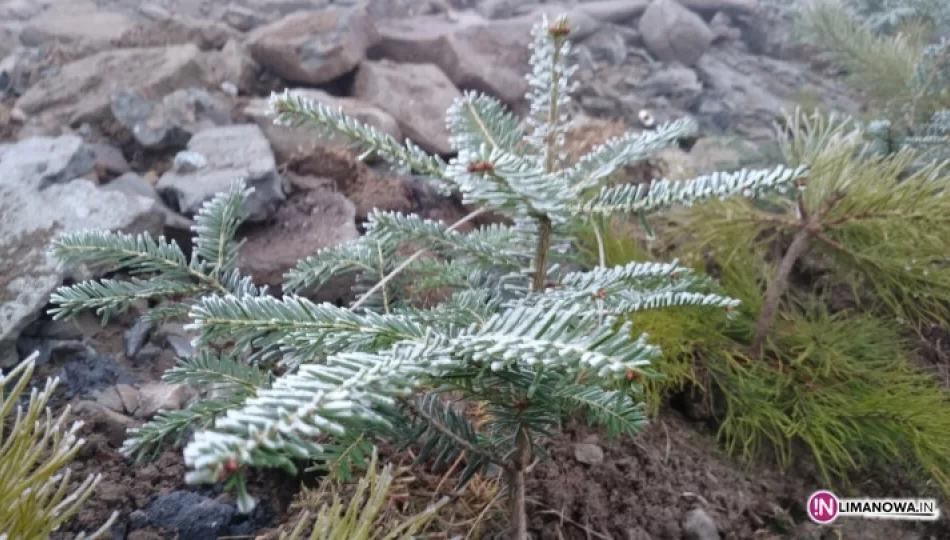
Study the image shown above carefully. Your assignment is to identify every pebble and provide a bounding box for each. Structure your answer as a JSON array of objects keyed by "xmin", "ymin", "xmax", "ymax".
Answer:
[
  {"xmin": 573, "ymin": 442, "xmax": 605, "ymax": 465},
  {"xmin": 683, "ymin": 507, "xmax": 720, "ymax": 540}
]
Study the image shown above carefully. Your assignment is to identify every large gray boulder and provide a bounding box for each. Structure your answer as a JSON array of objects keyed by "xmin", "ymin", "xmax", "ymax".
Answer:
[
  {"xmin": 640, "ymin": 0, "xmax": 715, "ymax": 67},
  {"xmin": 247, "ymin": 7, "xmax": 377, "ymax": 86},
  {"xmin": 0, "ymin": 136, "xmax": 164, "ymax": 368},
  {"xmin": 157, "ymin": 124, "xmax": 285, "ymax": 223},
  {"xmin": 16, "ymin": 44, "xmax": 210, "ymax": 126},
  {"xmin": 352, "ymin": 60, "xmax": 461, "ymax": 155}
]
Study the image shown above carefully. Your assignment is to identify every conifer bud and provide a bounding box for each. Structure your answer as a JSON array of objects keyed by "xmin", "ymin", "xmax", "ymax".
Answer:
[
  {"xmin": 548, "ymin": 19, "xmax": 570, "ymax": 39},
  {"xmin": 467, "ymin": 160, "xmax": 495, "ymax": 174}
]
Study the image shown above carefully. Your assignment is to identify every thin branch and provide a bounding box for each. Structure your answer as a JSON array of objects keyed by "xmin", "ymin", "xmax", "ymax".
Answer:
[{"xmin": 351, "ymin": 207, "xmax": 489, "ymax": 310}]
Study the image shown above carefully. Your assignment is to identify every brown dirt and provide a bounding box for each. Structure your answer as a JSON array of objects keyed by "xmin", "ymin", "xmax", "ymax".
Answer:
[{"xmin": 528, "ymin": 413, "xmax": 948, "ymax": 540}]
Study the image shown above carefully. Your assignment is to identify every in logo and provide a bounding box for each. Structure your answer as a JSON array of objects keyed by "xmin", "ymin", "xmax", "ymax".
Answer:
[{"xmin": 808, "ymin": 490, "xmax": 839, "ymax": 524}]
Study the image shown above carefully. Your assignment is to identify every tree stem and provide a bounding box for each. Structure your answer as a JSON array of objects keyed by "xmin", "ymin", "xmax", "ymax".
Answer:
[
  {"xmin": 749, "ymin": 191, "xmax": 844, "ymax": 356},
  {"xmin": 532, "ymin": 216, "xmax": 553, "ymax": 292},
  {"xmin": 508, "ymin": 428, "xmax": 532, "ymax": 540},
  {"xmin": 749, "ymin": 227, "xmax": 811, "ymax": 355}
]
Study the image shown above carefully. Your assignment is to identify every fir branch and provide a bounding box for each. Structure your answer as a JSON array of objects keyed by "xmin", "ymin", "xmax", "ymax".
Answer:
[
  {"xmin": 268, "ymin": 90, "xmax": 451, "ymax": 191},
  {"xmin": 400, "ymin": 394, "xmax": 500, "ymax": 486},
  {"xmin": 365, "ymin": 211, "xmax": 521, "ymax": 267},
  {"xmin": 524, "ymin": 14, "xmax": 577, "ymax": 169},
  {"xmin": 283, "ymin": 238, "xmax": 387, "ymax": 295},
  {"xmin": 182, "ymin": 344, "xmax": 433, "ymax": 511},
  {"xmin": 447, "ymin": 303, "xmax": 658, "ymax": 381},
  {"xmin": 559, "ymin": 259, "xmax": 701, "ymax": 291},
  {"xmin": 445, "ymin": 145, "xmax": 571, "ymax": 220},
  {"xmin": 553, "ymin": 384, "xmax": 648, "ymax": 439},
  {"xmin": 162, "ymin": 351, "xmax": 272, "ymax": 392},
  {"xmin": 192, "ymin": 180, "xmax": 251, "ymax": 278},
  {"xmin": 349, "ymin": 207, "xmax": 490, "ymax": 310},
  {"xmin": 188, "ymin": 295, "xmax": 430, "ymax": 362},
  {"xmin": 567, "ymin": 118, "xmax": 699, "ymax": 194},
  {"xmin": 122, "ymin": 394, "xmax": 249, "ymax": 462},
  {"xmin": 49, "ymin": 230, "xmax": 225, "ymax": 291},
  {"xmin": 576, "ymin": 165, "xmax": 807, "ymax": 216},
  {"xmin": 447, "ymin": 91, "xmax": 525, "ymax": 153},
  {"xmin": 48, "ymin": 279, "xmax": 205, "ymax": 322}
]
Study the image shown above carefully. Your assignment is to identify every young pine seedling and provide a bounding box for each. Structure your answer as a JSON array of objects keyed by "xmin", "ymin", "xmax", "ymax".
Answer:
[{"xmin": 48, "ymin": 15, "xmax": 805, "ymax": 539}]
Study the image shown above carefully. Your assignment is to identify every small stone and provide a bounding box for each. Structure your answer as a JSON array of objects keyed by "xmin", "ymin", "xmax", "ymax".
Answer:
[
  {"xmin": 96, "ymin": 386, "xmax": 126, "ymax": 413},
  {"xmin": 165, "ymin": 334, "xmax": 196, "ymax": 359},
  {"xmin": 89, "ymin": 143, "xmax": 131, "ymax": 180},
  {"xmin": 115, "ymin": 383, "xmax": 141, "ymax": 415},
  {"xmin": 157, "ymin": 124, "xmax": 284, "ymax": 222},
  {"xmin": 683, "ymin": 508, "xmax": 720, "ymax": 540},
  {"xmin": 9, "ymin": 107, "xmax": 26, "ymax": 124},
  {"xmin": 74, "ymin": 401, "xmax": 137, "ymax": 447},
  {"xmin": 142, "ymin": 491, "xmax": 235, "ymax": 540},
  {"xmin": 136, "ymin": 382, "xmax": 189, "ymax": 418},
  {"xmin": 573, "ymin": 442, "xmax": 605, "ymax": 465},
  {"xmin": 224, "ymin": 4, "xmax": 268, "ymax": 32},
  {"xmin": 124, "ymin": 317, "xmax": 155, "ymax": 358},
  {"xmin": 139, "ymin": 4, "xmax": 172, "ymax": 21},
  {"xmin": 134, "ymin": 344, "xmax": 164, "ymax": 364},
  {"xmin": 59, "ymin": 353, "xmax": 137, "ymax": 398},
  {"xmin": 173, "ymin": 151, "xmax": 207, "ymax": 173},
  {"xmin": 221, "ymin": 81, "xmax": 238, "ymax": 97},
  {"xmin": 247, "ymin": 7, "xmax": 378, "ymax": 86},
  {"xmin": 640, "ymin": 0, "xmax": 714, "ymax": 67}
]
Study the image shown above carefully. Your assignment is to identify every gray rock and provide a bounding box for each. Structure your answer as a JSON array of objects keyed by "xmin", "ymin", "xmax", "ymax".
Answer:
[
  {"xmin": 581, "ymin": 25, "xmax": 629, "ymax": 65},
  {"xmin": 1, "ymin": 135, "xmax": 95, "ymax": 189},
  {"xmin": 111, "ymin": 88, "xmax": 231, "ymax": 151},
  {"xmin": 124, "ymin": 317, "xmax": 155, "ymax": 359},
  {"xmin": 374, "ymin": 15, "xmax": 531, "ymax": 112},
  {"xmin": 0, "ymin": 137, "xmax": 164, "ymax": 367},
  {"xmin": 639, "ymin": 65, "xmax": 704, "ymax": 109},
  {"xmin": 141, "ymin": 491, "xmax": 235, "ymax": 540},
  {"xmin": 20, "ymin": 4, "xmax": 136, "ymax": 51},
  {"xmin": 74, "ymin": 400, "xmax": 137, "ymax": 447},
  {"xmin": 224, "ymin": 4, "xmax": 269, "ymax": 31},
  {"xmin": 101, "ymin": 172, "xmax": 196, "ymax": 231},
  {"xmin": 677, "ymin": 0, "xmax": 758, "ymax": 17},
  {"xmin": 88, "ymin": 143, "xmax": 131, "ymax": 180},
  {"xmin": 60, "ymin": 353, "xmax": 136, "ymax": 398},
  {"xmin": 173, "ymin": 151, "xmax": 208, "ymax": 173},
  {"xmin": 165, "ymin": 333, "xmax": 196, "ymax": 359},
  {"xmin": 248, "ymin": 7, "xmax": 378, "ymax": 86},
  {"xmin": 640, "ymin": 0, "xmax": 714, "ymax": 67},
  {"xmin": 16, "ymin": 339, "xmax": 90, "ymax": 370},
  {"xmin": 476, "ymin": 0, "xmax": 536, "ymax": 19},
  {"xmin": 157, "ymin": 124, "xmax": 284, "ymax": 223},
  {"xmin": 136, "ymin": 382, "xmax": 191, "ymax": 418},
  {"xmin": 683, "ymin": 507, "xmax": 720, "ymax": 540},
  {"xmin": 134, "ymin": 344, "xmax": 164, "ymax": 364},
  {"xmin": 573, "ymin": 442, "xmax": 605, "ymax": 465},
  {"xmin": 353, "ymin": 60, "xmax": 460, "ymax": 155},
  {"xmin": 15, "ymin": 44, "xmax": 210, "ymax": 126},
  {"xmin": 573, "ymin": 0, "xmax": 651, "ymax": 23}
]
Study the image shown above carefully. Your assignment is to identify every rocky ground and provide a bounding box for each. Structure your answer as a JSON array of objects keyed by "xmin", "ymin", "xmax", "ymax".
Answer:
[{"xmin": 1, "ymin": 0, "xmax": 943, "ymax": 538}]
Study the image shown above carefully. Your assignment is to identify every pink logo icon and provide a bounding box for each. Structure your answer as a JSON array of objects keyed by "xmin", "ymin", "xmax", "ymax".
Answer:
[{"xmin": 808, "ymin": 491, "xmax": 839, "ymax": 524}]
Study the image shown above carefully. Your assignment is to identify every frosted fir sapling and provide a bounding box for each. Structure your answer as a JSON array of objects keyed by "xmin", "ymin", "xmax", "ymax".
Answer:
[{"xmin": 46, "ymin": 14, "xmax": 806, "ymax": 538}]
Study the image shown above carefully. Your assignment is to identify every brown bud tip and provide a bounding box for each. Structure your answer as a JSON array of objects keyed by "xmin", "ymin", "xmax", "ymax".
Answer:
[
  {"xmin": 625, "ymin": 369, "xmax": 641, "ymax": 382},
  {"xmin": 219, "ymin": 458, "xmax": 240, "ymax": 480},
  {"xmin": 548, "ymin": 20, "xmax": 570, "ymax": 38},
  {"xmin": 467, "ymin": 160, "xmax": 495, "ymax": 173}
]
